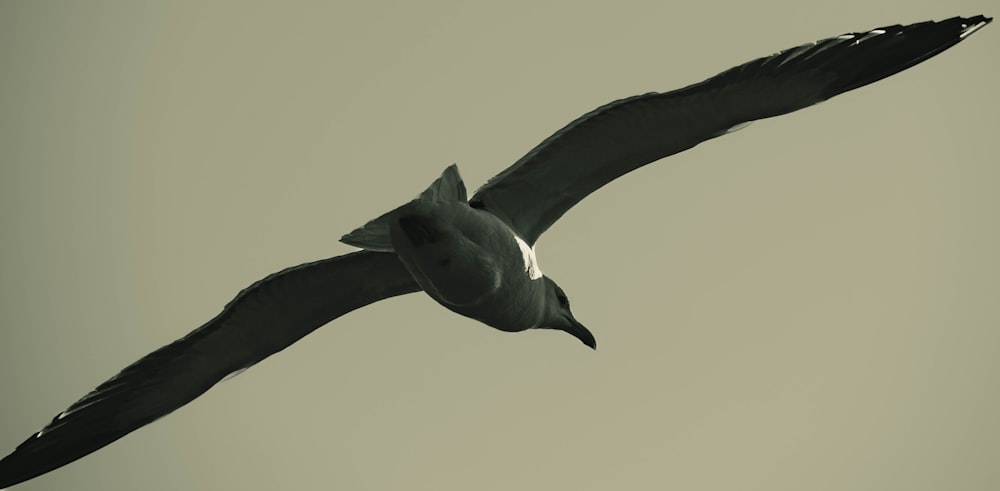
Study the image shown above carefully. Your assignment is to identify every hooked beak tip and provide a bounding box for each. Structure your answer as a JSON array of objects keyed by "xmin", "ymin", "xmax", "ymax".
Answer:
[{"xmin": 564, "ymin": 319, "xmax": 597, "ymax": 350}]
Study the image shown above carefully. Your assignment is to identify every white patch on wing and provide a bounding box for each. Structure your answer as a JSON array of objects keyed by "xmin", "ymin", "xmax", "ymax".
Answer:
[
  {"xmin": 724, "ymin": 121, "xmax": 752, "ymax": 134},
  {"xmin": 960, "ymin": 20, "xmax": 987, "ymax": 39},
  {"xmin": 222, "ymin": 367, "xmax": 249, "ymax": 381},
  {"xmin": 514, "ymin": 235, "xmax": 543, "ymax": 280}
]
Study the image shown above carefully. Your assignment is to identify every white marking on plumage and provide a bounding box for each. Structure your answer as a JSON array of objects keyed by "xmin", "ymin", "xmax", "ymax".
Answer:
[
  {"xmin": 513, "ymin": 235, "xmax": 543, "ymax": 280},
  {"xmin": 960, "ymin": 21, "xmax": 988, "ymax": 39}
]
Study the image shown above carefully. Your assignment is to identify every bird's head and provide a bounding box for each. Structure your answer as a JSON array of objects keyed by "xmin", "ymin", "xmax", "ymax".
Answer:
[{"xmin": 540, "ymin": 277, "xmax": 596, "ymax": 349}]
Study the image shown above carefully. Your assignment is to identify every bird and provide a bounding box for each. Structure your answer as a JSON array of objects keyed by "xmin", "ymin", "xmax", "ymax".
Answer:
[{"xmin": 0, "ymin": 15, "xmax": 991, "ymax": 489}]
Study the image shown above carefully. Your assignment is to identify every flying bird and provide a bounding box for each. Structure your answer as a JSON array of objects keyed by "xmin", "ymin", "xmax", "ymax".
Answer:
[{"xmin": 0, "ymin": 15, "xmax": 991, "ymax": 489}]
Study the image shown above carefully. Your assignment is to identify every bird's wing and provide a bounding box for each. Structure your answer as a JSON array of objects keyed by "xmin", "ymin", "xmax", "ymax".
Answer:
[
  {"xmin": 0, "ymin": 250, "xmax": 420, "ymax": 489},
  {"xmin": 470, "ymin": 16, "xmax": 991, "ymax": 245}
]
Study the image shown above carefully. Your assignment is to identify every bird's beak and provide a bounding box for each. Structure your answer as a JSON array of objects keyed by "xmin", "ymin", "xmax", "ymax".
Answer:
[{"xmin": 560, "ymin": 316, "xmax": 597, "ymax": 350}]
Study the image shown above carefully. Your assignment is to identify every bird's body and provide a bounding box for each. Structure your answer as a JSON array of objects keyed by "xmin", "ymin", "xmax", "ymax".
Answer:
[
  {"xmin": 393, "ymin": 200, "xmax": 511, "ymax": 309},
  {"xmin": 370, "ymin": 166, "xmax": 570, "ymax": 336},
  {"xmin": 0, "ymin": 15, "xmax": 991, "ymax": 489}
]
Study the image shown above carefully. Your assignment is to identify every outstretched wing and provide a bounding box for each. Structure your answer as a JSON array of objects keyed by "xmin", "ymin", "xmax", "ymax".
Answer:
[
  {"xmin": 0, "ymin": 250, "xmax": 420, "ymax": 489},
  {"xmin": 470, "ymin": 16, "xmax": 991, "ymax": 245}
]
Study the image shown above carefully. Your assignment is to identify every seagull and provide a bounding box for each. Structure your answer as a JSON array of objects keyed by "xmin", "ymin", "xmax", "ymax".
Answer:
[{"xmin": 0, "ymin": 15, "xmax": 991, "ymax": 489}]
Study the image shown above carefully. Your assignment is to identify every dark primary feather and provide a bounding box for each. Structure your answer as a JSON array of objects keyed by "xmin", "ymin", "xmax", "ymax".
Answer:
[
  {"xmin": 471, "ymin": 15, "xmax": 991, "ymax": 245},
  {"xmin": 0, "ymin": 251, "xmax": 419, "ymax": 489}
]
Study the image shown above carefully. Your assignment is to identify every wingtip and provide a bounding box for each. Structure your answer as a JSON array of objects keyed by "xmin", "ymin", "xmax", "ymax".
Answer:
[
  {"xmin": 804, "ymin": 15, "xmax": 994, "ymax": 98},
  {"xmin": 959, "ymin": 15, "xmax": 992, "ymax": 39}
]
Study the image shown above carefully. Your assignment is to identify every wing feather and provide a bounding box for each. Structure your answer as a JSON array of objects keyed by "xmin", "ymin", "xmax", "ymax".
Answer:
[
  {"xmin": 0, "ymin": 251, "xmax": 419, "ymax": 488},
  {"xmin": 471, "ymin": 16, "xmax": 991, "ymax": 244}
]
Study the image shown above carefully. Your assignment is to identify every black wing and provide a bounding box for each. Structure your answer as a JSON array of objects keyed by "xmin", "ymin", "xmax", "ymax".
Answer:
[
  {"xmin": 470, "ymin": 16, "xmax": 991, "ymax": 245},
  {"xmin": 0, "ymin": 251, "xmax": 420, "ymax": 488}
]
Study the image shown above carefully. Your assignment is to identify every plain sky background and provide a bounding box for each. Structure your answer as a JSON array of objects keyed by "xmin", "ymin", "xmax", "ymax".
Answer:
[{"xmin": 1, "ymin": 1, "xmax": 997, "ymax": 490}]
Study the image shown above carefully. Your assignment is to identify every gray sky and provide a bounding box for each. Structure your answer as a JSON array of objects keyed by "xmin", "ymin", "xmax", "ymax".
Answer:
[{"xmin": 1, "ymin": 1, "xmax": 997, "ymax": 490}]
